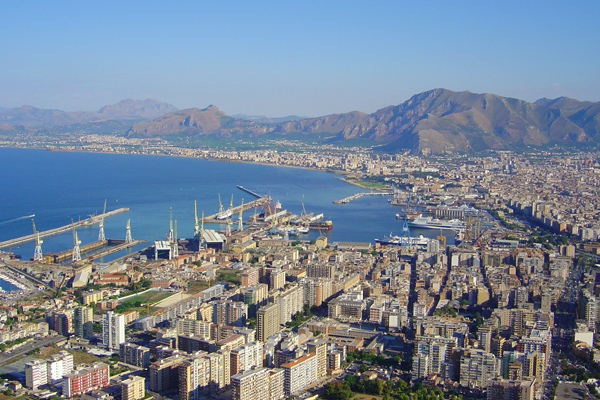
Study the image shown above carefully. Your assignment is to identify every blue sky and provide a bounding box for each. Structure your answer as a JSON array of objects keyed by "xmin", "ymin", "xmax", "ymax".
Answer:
[{"xmin": 1, "ymin": 1, "xmax": 598, "ymax": 117}]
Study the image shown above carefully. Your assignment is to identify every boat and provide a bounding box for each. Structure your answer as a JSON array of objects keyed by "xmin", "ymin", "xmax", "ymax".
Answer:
[
  {"xmin": 216, "ymin": 210, "xmax": 233, "ymax": 220},
  {"xmin": 309, "ymin": 220, "xmax": 333, "ymax": 230},
  {"xmin": 408, "ymin": 216, "xmax": 465, "ymax": 231},
  {"xmin": 375, "ymin": 234, "xmax": 430, "ymax": 246}
]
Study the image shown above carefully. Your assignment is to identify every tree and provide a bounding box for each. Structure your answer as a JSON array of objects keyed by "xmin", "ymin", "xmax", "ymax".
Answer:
[{"xmin": 323, "ymin": 381, "xmax": 352, "ymax": 400}]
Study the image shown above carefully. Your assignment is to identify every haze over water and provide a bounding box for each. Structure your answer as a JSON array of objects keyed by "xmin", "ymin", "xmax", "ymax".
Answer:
[{"xmin": 0, "ymin": 147, "xmax": 449, "ymax": 262}]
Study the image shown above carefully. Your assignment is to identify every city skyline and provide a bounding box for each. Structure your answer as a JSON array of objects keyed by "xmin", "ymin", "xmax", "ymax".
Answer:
[{"xmin": 1, "ymin": 1, "xmax": 599, "ymax": 117}]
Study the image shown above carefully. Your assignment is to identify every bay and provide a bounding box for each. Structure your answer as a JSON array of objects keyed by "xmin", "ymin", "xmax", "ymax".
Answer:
[{"xmin": 0, "ymin": 147, "xmax": 452, "ymax": 262}]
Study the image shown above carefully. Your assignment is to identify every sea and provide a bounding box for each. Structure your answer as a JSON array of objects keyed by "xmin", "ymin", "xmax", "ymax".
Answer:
[{"xmin": 0, "ymin": 147, "xmax": 453, "ymax": 270}]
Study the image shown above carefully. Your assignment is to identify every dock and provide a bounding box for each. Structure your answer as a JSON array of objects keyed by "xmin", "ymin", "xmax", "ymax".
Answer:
[
  {"xmin": 54, "ymin": 240, "xmax": 109, "ymax": 263},
  {"xmin": 236, "ymin": 185, "xmax": 263, "ymax": 199},
  {"xmin": 0, "ymin": 208, "xmax": 129, "ymax": 249},
  {"xmin": 203, "ymin": 196, "xmax": 271, "ymax": 224},
  {"xmin": 86, "ymin": 240, "xmax": 146, "ymax": 262},
  {"xmin": 333, "ymin": 192, "xmax": 390, "ymax": 204}
]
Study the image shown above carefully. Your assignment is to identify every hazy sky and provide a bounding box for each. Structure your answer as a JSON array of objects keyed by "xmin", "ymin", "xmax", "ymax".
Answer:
[{"xmin": 1, "ymin": 1, "xmax": 599, "ymax": 117}]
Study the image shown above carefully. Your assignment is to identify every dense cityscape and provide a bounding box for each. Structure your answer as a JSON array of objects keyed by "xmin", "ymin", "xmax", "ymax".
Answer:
[{"xmin": 0, "ymin": 137, "xmax": 599, "ymax": 400}]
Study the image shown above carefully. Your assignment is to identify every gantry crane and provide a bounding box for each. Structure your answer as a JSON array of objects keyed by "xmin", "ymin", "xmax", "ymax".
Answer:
[{"xmin": 32, "ymin": 219, "xmax": 43, "ymax": 262}]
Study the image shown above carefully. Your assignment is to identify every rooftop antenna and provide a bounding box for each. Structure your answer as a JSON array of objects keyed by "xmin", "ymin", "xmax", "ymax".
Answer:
[
  {"xmin": 194, "ymin": 200, "xmax": 200, "ymax": 238},
  {"xmin": 98, "ymin": 199, "xmax": 107, "ymax": 241},
  {"xmin": 32, "ymin": 219, "xmax": 43, "ymax": 262},
  {"xmin": 172, "ymin": 220, "xmax": 179, "ymax": 258},
  {"xmin": 238, "ymin": 198, "xmax": 244, "ymax": 232},
  {"xmin": 71, "ymin": 220, "xmax": 81, "ymax": 263},
  {"xmin": 125, "ymin": 219, "xmax": 133, "ymax": 243}
]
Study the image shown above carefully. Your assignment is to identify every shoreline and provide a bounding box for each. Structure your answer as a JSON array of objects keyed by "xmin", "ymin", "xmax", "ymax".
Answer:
[{"xmin": 3, "ymin": 144, "xmax": 363, "ymax": 181}]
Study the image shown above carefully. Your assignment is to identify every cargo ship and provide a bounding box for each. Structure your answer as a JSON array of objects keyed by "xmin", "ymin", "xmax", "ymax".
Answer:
[{"xmin": 309, "ymin": 220, "xmax": 333, "ymax": 230}]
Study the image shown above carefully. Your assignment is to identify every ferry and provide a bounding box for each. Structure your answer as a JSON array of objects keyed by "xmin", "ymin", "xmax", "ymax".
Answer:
[
  {"xmin": 408, "ymin": 216, "xmax": 465, "ymax": 231},
  {"xmin": 375, "ymin": 234, "xmax": 430, "ymax": 246}
]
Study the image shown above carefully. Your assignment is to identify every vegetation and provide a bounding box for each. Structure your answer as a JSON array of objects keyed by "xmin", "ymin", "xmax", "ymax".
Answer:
[
  {"xmin": 216, "ymin": 269, "xmax": 243, "ymax": 285},
  {"xmin": 187, "ymin": 280, "xmax": 210, "ymax": 294},
  {"xmin": 346, "ymin": 350, "xmax": 400, "ymax": 368},
  {"xmin": 0, "ymin": 337, "xmax": 30, "ymax": 352},
  {"xmin": 323, "ymin": 377, "xmax": 463, "ymax": 400}
]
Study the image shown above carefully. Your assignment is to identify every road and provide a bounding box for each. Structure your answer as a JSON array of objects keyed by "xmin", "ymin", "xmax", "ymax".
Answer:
[{"xmin": 0, "ymin": 335, "xmax": 66, "ymax": 366}]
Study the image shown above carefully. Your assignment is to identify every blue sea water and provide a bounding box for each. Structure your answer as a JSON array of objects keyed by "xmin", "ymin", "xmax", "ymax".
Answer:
[
  {"xmin": 0, "ymin": 278, "xmax": 19, "ymax": 292},
  {"xmin": 0, "ymin": 147, "xmax": 452, "ymax": 262}
]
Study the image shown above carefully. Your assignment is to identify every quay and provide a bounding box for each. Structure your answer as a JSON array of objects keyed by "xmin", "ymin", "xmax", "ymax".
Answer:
[
  {"xmin": 203, "ymin": 196, "xmax": 271, "ymax": 224},
  {"xmin": 53, "ymin": 240, "xmax": 108, "ymax": 263},
  {"xmin": 53, "ymin": 239, "xmax": 146, "ymax": 263},
  {"xmin": 333, "ymin": 192, "xmax": 390, "ymax": 204},
  {"xmin": 236, "ymin": 185, "xmax": 263, "ymax": 199},
  {"xmin": 0, "ymin": 208, "xmax": 129, "ymax": 249},
  {"xmin": 86, "ymin": 239, "xmax": 146, "ymax": 262}
]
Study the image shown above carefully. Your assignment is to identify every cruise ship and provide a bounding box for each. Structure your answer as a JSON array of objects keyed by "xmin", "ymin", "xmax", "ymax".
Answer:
[{"xmin": 408, "ymin": 216, "xmax": 465, "ymax": 231}]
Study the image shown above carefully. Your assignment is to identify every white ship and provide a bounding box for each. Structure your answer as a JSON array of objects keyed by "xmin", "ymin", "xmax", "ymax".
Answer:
[
  {"xmin": 408, "ymin": 216, "xmax": 465, "ymax": 231},
  {"xmin": 375, "ymin": 234, "xmax": 430, "ymax": 246}
]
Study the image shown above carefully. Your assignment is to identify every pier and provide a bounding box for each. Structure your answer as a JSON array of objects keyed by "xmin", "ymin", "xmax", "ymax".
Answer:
[
  {"xmin": 203, "ymin": 196, "xmax": 271, "ymax": 224},
  {"xmin": 333, "ymin": 192, "xmax": 390, "ymax": 204},
  {"xmin": 236, "ymin": 185, "xmax": 263, "ymax": 199},
  {"xmin": 0, "ymin": 208, "xmax": 129, "ymax": 249},
  {"xmin": 86, "ymin": 240, "xmax": 145, "ymax": 262}
]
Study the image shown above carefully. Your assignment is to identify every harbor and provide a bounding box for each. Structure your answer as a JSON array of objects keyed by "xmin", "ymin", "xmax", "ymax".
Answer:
[
  {"xmin": 333, "ymin": 191, "xmax": 389, "ymax": 204},
  {"xmin": 0, "ymin": 207, "xmax": 129, "ymax": 249}
]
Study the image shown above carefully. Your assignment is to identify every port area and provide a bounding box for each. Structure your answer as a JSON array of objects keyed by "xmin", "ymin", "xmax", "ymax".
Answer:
[
  {"xmin": 0, "ymin": 207, "xmax": 129, "ymax": 249},
  {"xmin": 52, "ymin": 239, "xmax": 147, "ymax": 263},
  {"xmin": 333, "ymin": 192, "xmax": 390, "ymax": 204},
  {"xmin": 202, "ymin": 195, "xmax": 271, "ymax": 224}
]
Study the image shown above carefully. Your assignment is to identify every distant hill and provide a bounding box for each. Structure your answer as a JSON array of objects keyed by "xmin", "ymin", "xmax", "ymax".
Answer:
[
  {"xmin": 231, "ymin": 114, "xmax": 307, "ymax": 124},
  {"xmin": 127, "ymin": 89, "xmax": 598, "ymax": 153},
  {"xmin": 3, "ymin": 90, "xmax": 600, "ymax": 154},
  {"xmin": 127, "ymin": 105, "xmax": 270, "ymax": 137},
  {"xmin": 0, "ymin": 99, "xmax": 178, "ymax": 127}
]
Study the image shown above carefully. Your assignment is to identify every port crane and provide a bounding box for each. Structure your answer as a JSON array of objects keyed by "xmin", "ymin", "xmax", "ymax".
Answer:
[
  {"xmin": 32, "ymin": 219, "xmax": 43, "ymax": 262},
  {"xmin": 125, "ymin": 219, "xmax": 133, "ymax": 243},
  {"xmin": 71, "ymin": 220, "xmax": 81, "ymax": 263},
  {"xmin": 194, "ymin": 201, "xmax": 200, "ymax": 238},
  {"xmin": 172, "ymin": 220, "xmax": 179, "ymax": 258},
  {"xmin": 167, "ymin": 207, "xmax": 174, "ymax": 242},
  {"xmin": 238, "ymin": 198, "xmax": 244, "ymax": 232},
  {"xmin": 98, "ymin": 199, "xmax": 107, "ymax": 241}
]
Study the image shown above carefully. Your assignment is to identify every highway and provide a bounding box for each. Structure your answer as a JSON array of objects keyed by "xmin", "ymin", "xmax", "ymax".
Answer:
[
  {"xmin": 0, "ymin": 208, "xmax": 129, "ymax": 249},
  {"xmin": 0, "ymin": 335, "xmax": 67, "ymax": 366}
]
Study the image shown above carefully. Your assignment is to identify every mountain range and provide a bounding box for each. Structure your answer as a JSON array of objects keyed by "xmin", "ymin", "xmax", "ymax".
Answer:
[
  {"xmin": 2, "ymin": 89, "xmax": 600, "ymax": 154},
  {"xmin": 0, "ymin": 99, "xmax": 178, "ymax": 127}
]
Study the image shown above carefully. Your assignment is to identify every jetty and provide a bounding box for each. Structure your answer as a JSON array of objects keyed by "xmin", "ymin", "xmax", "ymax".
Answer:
[
  {"xmin": 333, "ymin": 192, "xmax": 390, "ymax": 204},
  {"xmin": 0, "ymin": 208, "xmax": 129, "ymax": 249}
]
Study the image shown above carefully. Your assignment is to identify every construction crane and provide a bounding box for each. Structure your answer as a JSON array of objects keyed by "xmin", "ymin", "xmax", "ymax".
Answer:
[
  {"xmin": 71, "ymin": 220, "xmax": 81, "ymax": 263},
  {"xmin": 98, "ymin": 199, "xmax": 107, "ymax": 241},
  {"xmin": 32, "ymin": 219, "xmax": 43, "ymax": 262},
  {"xmin": 125, "ymin": 219, "xmax": 133, "ymax": 243}
]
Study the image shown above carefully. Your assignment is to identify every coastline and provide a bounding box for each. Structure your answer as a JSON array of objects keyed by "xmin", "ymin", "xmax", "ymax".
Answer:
[{"xmin": 3, "ymin": 144, "xmax": 363, "ymax": 181}]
